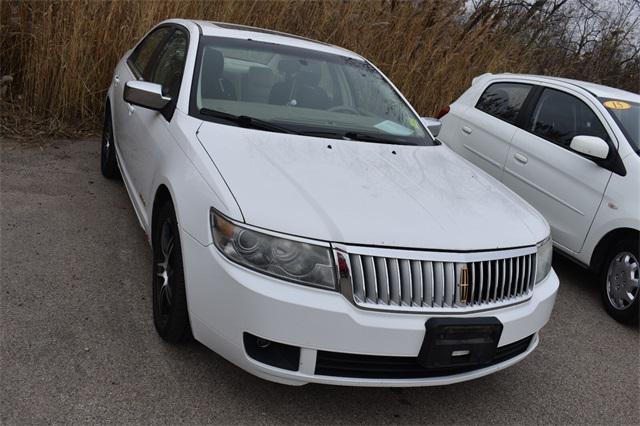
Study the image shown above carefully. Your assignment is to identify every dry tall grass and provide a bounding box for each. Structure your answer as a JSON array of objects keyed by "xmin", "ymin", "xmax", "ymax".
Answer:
[{"xmin": 1, "ymin": 0, "xmax": 637, "ymax": 138}]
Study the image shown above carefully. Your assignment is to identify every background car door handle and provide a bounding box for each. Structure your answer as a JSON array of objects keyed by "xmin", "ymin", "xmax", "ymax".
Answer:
[
  {"xmin": 514, "ymin": 152, "xmax": 528, "ymax": 164},
  {"xmin": 127, "ymin": 103, "xmax": 135, "ymax": 115},
  {"xmin": 462, "ymin": 126, "xmax": 472, "ymax": 135},
  {"xmin": 113, "ymin": 74, "xmax": 120, "ymax": 86}
]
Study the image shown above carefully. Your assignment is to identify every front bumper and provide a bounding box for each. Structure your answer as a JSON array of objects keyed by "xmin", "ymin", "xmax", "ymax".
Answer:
[{"xmin": 181, "ymin": 230, "xmax": 559, "ymax": 386}]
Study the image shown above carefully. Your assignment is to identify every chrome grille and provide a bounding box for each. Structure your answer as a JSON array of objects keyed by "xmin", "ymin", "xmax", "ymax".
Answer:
[{"xmin": 339, "ymin": 247, "xmax": 536, "ymax": 312}]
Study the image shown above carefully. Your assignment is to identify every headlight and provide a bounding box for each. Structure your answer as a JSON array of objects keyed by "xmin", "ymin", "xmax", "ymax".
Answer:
[
  {"xmin": 535, "ymin": 236, "xmax": 553, "ymax": 284},
  {"xmin": 210, "ymin": 210, "xmax": 337, "ymax": 290}
]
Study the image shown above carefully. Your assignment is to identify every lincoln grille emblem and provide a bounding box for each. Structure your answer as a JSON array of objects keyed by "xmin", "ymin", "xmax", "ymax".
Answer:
[{"xmin": 460, "ymin": 266, "xmax": 469, "ymax": 304}]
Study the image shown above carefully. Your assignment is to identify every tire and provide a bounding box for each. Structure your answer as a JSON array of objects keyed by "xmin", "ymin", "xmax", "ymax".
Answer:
[
  {"xmin": 152, "ymin": 201, "xmax": 192, "ymax": 342},
  {"xmin": 101, "ymin": 106, "xmax": 120, "ymax": 179},
  {"xmin": 601, "ymin": 238, "xmax": 639, "ymax": 324}
]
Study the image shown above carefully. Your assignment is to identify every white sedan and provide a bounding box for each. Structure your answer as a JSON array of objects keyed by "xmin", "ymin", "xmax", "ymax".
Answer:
[
  {"xmin": 438, "ymin": 73, "xmax": 639, "ymax": 323},
  {"xmin": 102, "ymin": 20, "xmax": 558, "ymax": 386}
]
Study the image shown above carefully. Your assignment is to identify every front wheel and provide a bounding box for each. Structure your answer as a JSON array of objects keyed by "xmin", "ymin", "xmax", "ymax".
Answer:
[
  {"xmin": 601, "ymin": 238, "xmax": 639, "ymax": 324},
  {"xmin": 152, "ymin": 201, "xmax": 192, "ymax": 342}
]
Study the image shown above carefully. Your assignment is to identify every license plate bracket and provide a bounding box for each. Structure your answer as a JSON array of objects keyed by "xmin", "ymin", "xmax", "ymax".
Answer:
[{"xmin": 418, "ymin": 317, "xmax": 503, "ymax": 369}]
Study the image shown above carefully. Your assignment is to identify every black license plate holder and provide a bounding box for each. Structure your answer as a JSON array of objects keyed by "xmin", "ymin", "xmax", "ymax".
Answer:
[{"xmin": 418, "ymin": 317, "xmax": 503, "ymax": 369}]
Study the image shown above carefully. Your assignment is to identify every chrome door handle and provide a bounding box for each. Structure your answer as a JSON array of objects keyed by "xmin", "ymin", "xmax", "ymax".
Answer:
[
  {"xmin": 514, "ymin": 152, "xmax": 528, "ymax": 164},
  {"xmin": 127, "ymin": 103, "xmax": 135, "ymax": 115},
  {"xmin": 462, "ymin": 126, "xmax": 472, "ymax": 135},
  {"xmin": 114, "ymin": 74, "xmax": 120, "ymax": 86}
]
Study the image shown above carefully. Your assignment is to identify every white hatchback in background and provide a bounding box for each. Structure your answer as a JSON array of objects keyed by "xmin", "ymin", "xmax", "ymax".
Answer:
[
  {"xmin": 437, "ymin": 73, "xmax": 639, "ymax": 323},
  {"xmin": 102, "ymin": 21, "xmax": 558, "ymax": 386}
]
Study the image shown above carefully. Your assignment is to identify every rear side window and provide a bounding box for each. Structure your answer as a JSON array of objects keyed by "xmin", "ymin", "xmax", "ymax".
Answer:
[
  {"xmin": 476, "ymin": 83, "xmax": 532, "ymax": 124},
  {"xmin": 129, "ymin": 27, "xmax": 172, "ymax": 80},
  {"xmin": 530, "ymin": 88, "xmax": 609, "ymax": 148}
]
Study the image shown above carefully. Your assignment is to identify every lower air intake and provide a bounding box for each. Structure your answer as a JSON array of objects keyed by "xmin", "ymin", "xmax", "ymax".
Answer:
[{"xmin": 314, "ymin": 335, "xmax": 534, "ymax": 379}]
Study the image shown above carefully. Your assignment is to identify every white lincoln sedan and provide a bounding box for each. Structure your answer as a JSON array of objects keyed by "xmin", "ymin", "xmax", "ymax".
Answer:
[{"xmin": 102, "ymin": 19, "xmax": 558, "ymax": 386}]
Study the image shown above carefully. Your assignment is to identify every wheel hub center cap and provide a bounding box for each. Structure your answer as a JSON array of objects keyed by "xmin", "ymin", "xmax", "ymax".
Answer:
[{"xmin": 606, "ymin": 251, "xmax": 639, "ymax": 311}]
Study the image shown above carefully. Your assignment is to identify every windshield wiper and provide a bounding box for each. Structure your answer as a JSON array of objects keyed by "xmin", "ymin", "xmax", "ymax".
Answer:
[
  {"xmin": 298, "ymin": 130, "xmax": 345, "ymax": 139},
  {"xmin": 299, "ymin": 130, "xmax": 415, "ymax": 145},
  {"xmin": 343, "ymin": 131, "xmax": 410, "ymax": 145},
  {"xmin": 199, "ymin": 108, "xmax": 300, "ymax": 135}
]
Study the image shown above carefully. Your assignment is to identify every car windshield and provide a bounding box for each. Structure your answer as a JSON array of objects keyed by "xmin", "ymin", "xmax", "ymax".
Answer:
[
  {"xmin": 599, "ymin": 98, "xmax": 640, "ymax": 154},
  {"xmin": 190, "ymin": 36, "xmax": 434, "ymax": 146}
]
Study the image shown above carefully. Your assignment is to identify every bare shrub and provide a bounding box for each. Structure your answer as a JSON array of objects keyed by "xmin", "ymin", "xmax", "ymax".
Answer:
[{"xmin": 1, "ymin": 0, "xmax": 637, "ymax": 138}]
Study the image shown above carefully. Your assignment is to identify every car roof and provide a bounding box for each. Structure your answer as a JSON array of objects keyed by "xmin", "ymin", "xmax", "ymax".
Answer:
[
  {"xmin": 484, "ymin": 73, "xmax": 640, "ymax": 103},
  {"xmin": 190, "ymin": 20, "xmax": 364, "ymax": 60}
]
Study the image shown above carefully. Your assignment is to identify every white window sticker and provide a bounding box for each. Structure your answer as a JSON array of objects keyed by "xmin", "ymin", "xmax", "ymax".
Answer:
[{"xmin": 373, "ymin": 120, "xmax": 414, "ymax": 136}]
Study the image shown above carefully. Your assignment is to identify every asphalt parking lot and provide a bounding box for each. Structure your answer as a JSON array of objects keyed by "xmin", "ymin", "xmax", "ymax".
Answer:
[{"xmin": 1, "ymin": 137, "xmax": 638, "ymax": 424}]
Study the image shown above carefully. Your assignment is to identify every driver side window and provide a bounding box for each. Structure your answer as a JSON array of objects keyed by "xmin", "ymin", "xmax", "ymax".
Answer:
[
  {"xmin": 530, "ymin": 88, "xmax": 609, "ymax": 149},
  {"xmin": 129, "ymin": 27, "xmax": 172, "ymax": 80},
  {"xmin": 148, "ymin": 30, "xmax": 188, "ymax": 99}
]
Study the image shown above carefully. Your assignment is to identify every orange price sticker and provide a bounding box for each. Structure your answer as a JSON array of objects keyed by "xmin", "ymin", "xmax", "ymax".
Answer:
[{"xmin": 603, "ymin": 100, "xmax": 631, "ymax": 110}]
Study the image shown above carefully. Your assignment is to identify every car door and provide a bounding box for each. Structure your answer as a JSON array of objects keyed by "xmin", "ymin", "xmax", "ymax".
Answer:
[
  {"xmin": 503, "ymin": 87, "xmax": 614, "ymax": 253},
  {"xmin": 111, "ymin": 56, "xmax": 132, "ymax": 157},
  {"xmin": 116, "ymin": 26, "xmax": 174, "ymax": 181},
  {"xmin": 127, "ymin": 27, "xmax": 188, "ymax": 219},
  {"xmin": 445, "ymin": 82, "xmax": 533, "ymax": 180}
]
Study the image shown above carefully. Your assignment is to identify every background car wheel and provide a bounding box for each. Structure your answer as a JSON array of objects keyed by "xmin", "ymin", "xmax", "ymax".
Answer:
[
  {"xmin": 152, "ymin": 201, "xmax": 192, "ymax": 342},
  {"xmin": 101, "ymin": 106, "xmax": 120, "ymax": 179},
  {"xmin": 601, "ymin": 238, "xmax": 639, "ymax": 324}
]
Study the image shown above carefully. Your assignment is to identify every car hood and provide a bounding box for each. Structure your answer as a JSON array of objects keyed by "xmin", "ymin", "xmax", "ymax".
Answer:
[{"xmin": 197, "ymin": 122, "xmax": 548, "ymax": 251}]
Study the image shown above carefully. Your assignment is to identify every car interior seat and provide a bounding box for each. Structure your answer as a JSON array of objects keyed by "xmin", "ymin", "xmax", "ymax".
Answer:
[
  {"xmin": 201, "ymin": 48, "xmax": 237, "ymax": 101},
  {"xmin": 243, "ymin": 67, "xmax": 276, "ymax": 103},
  {"xmin": 268, "ymin": 59, "xmax": 330, "ymax": 109},
  {"xmin": 268, "ymin": 59, "xmax": 300, "ymax": 105},
  {"xmin": 293, "ymin": 71, "xmax": 330, "ymax": 109}
]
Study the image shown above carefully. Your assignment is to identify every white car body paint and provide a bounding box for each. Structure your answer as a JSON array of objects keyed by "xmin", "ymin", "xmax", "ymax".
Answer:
[
  {"xmin": 107, "ymin": 21, "xmax": 558, "ymax": 386},
  {"xmin": 196, "ymin": 122, "xmax": 548, "ymax": 250}
]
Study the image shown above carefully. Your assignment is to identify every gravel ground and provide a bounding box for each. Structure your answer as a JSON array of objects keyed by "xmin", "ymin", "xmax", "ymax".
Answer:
[{"xmin": 1, "ymin": 138, "xmax": 638, "ymax": 425}]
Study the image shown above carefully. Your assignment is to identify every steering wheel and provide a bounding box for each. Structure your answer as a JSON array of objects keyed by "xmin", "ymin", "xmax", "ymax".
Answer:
[{"xmin": 328, "ymin": 105, "xmax": 360, "ymax": 115}]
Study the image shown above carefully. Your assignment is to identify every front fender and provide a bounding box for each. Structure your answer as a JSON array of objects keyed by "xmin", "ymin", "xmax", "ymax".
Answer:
[{"xmin": 147, "ymin": 111, "xmax": 243, "ymax": 246}]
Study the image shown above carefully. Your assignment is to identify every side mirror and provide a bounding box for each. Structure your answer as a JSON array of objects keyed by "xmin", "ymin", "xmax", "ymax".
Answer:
[
  {"xmin": 569, "ymin": 135, "xmax": 609, "ymax": 160},
  {"xmin": 124, "ymin": 81, "xmax": 171, "ymax": 111},
  {"xmin": 421, "ymin": 117, "xmax": 442, "ymax": 137}
]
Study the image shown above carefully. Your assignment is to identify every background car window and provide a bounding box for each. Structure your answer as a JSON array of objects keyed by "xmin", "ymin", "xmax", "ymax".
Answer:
[
  {"xmin": 531, "ymin": 88, "xmax": 609, "ymax": 148},
  {"xmin": 476, "ymin": 83, "xmax": 532, "ymax": 124},
  {"xmin": 600, "ymin": 98, "xmax": 639, "ymax": 153},
  {"xmin": 149, "ymin": 30, "xmax": 187, "ymax": 99},
  {"xmin": 129, "ymin": 27, "xmax": 172, "ymax": 79}
]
